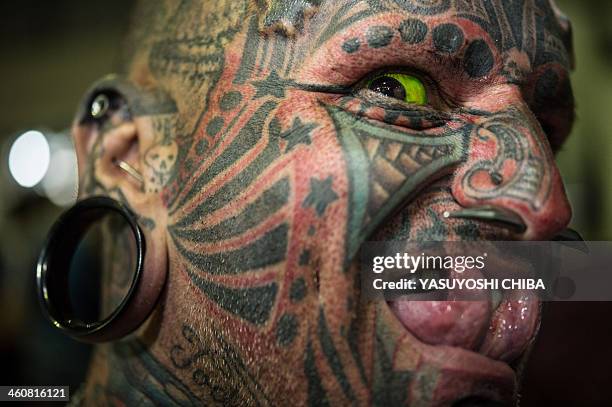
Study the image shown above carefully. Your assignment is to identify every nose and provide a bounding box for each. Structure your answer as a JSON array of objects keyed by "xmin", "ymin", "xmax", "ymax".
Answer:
[{"xmin": 451, "ymin": 106, "xmax": 572, "ymax": 240}]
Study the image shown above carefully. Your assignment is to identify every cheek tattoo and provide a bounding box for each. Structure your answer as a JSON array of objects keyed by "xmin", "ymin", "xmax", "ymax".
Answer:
[{"xmin": 66, "ymin": 0, "xmax": 576, "ymax": 405}]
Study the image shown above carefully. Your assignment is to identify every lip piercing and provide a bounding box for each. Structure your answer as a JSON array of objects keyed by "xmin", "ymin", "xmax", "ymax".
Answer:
[
  {"xmin": 443, "ymin": 207, "xmax": 587, "ymax": 251},
  {"xmin": 444, "ymin": 206, "xmax": 527, "ymax": 233},
  {"xmin": 91, "ymin": 94, "xmax": 110, "ymax": 119},
  {"xmin": 112, "ymin": 158, "xmax": 144, "ymax": 186}
]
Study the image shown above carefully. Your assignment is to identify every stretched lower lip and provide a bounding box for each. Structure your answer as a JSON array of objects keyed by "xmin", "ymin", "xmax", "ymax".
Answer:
[{"xmin": 388, "ymin": 288, "xmax": 540, "ymax": 363}]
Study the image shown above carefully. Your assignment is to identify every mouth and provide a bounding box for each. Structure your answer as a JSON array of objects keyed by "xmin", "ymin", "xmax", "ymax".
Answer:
[
  {"xmin": 369, "ymin": 202, "xmax": 584, "ymax": 401},
  {"xmin": 388, "ymin": 276, "xmax": 541, "ymax": 363}
]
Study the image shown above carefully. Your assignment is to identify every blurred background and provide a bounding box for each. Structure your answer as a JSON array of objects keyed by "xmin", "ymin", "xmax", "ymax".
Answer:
[
  {"xmin": 0, "ymin": 0, "xmax": 610, "ymax": 405},
  {"xmin": 0, "ymin": 0, "xmax": 134, "ymax": 397}
]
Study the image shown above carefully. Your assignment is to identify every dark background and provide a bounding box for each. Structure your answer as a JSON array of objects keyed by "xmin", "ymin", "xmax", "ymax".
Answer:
[{"xmin": 0, "ymin": 1, "xmax": 611, "ymax": 405}]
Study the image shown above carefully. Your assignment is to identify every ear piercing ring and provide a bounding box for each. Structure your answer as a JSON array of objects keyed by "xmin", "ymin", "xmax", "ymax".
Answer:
[{"xmin": 112, "ymin": 158, "xmax": 144, "ymax": 186}]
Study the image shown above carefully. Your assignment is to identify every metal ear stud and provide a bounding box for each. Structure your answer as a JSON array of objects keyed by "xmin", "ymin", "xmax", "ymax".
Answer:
[{"xmin": 91, "ymin": 93, "xmax": 110, "ymax": 119}]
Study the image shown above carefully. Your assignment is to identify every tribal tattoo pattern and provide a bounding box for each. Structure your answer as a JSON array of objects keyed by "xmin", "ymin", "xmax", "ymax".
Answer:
[{"xmin": 73, "ymin": 0, "xmax": 575, "ymax": 405}]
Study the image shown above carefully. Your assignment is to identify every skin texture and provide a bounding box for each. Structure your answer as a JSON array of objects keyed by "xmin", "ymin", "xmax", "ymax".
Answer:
[{"xmin": 70, "ymin": 0, "xmax": 575, "ymax": 405}]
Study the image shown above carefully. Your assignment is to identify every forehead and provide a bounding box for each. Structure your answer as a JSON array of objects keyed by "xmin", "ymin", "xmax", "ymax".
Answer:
[
  {"xmin": 129, "ymin": 0, "xmax": 574, "ymax": 123},
  {"xmin": 295, "ymin": 0, "xmax": 574, "ymax": 69},
  {"xmin": 131, "ymin": 1, "xmax": 574, "ymax": 79}
]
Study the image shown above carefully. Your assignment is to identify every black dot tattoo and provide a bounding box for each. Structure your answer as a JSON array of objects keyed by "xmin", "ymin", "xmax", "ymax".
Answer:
[
  {"xmin": 206, "ymin": 116, "xmax": 224, "ymax": 136},
  {"xmin": 342, "ymin": 38, "xmax": 360, "ymax": 53},
  {"xmin": 464, "ymin": 39, "xmax": 495, "ymax": 78},
  {"xmin": 399, "ymin": 18, "xmax": 428, "ymax": 44},
  {"xmin": 366, "ymin": 26, "xmax": 395, "ymax": 48},
  {"xmin": 220, "ymin": 91, "xmax": 242, "ymax": 111},
  {"xmin": 432, "ymin": 23, "xmax": 464, "ymax": 54}
]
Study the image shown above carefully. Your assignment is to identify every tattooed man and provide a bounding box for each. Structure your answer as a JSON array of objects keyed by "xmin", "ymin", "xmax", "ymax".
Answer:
[{"xmin": 71, "ymin": 0, "xmax": 575, "ymax": 405}]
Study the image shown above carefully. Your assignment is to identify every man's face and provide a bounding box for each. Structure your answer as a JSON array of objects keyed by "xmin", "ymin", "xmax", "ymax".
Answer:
[{"xmin": 76, "ymin": 0, "xmax": 575, "ymax": 405}]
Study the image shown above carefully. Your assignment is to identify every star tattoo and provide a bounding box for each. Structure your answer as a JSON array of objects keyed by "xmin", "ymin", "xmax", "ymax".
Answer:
[
  {"xmin": 302, "ymin": 176, "xmax": 339, "ymax": 217},
  {"xmin": 281, "ymin": 117, "xmax": 317, "ymax": 152}
]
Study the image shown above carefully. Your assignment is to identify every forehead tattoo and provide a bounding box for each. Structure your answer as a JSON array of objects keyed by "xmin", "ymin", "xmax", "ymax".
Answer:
[{"xmin": 258, "ymin": 0, "xmax": 573, "ymax": 74}]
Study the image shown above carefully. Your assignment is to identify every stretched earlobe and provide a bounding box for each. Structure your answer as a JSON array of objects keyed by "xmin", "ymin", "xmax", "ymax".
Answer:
[
  {"xmin": 65, "ymin": 76, "xmax": 174, "ymax": 342},
  {"xmin": 37, "ymin": 196, "xmax": 168, "ymax": 343}
]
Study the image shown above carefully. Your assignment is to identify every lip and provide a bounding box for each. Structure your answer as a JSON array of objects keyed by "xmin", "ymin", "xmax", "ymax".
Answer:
[
  {"xmin": 365, "ymin": 206, "xmax": 538, "ymax": 405},
  {"xmin": 387, "ymin": 273, "xmax": 541, "ymax": 364},
  {"xmin": 380, "ymin": 206, "xmax": 582, "ymax": 366},
  {"xmin": 378, "ymin": 299, "xmax": 518, "ymax": 405},
  {"xmin": 478, "ymin": 289, "xmax": 541, "ymax": 362},
  {"xmin": 378, "ymin": 258, "xmax": 537, "ymax": 406}
]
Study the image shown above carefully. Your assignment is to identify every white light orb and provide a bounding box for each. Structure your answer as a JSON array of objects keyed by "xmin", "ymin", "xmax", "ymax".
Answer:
[{"xmin": 8, "ymin": 130, "xmax": 51, "ymax": 188}]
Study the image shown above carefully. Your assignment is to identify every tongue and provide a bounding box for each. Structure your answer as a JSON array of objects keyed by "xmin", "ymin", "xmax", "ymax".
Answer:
[
  {"xmin": 389, "ymin": 300, "xmax": 491, "ymax": 350},
  {"xmin": 478, "ymin": 291, "xmax": 539, "ymax": 362}
]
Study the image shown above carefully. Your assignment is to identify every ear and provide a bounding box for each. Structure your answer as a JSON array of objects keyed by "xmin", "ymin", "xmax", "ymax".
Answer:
[{"xmin": 71, "ymin": 75, "xmax": 178, "ymax": 267}]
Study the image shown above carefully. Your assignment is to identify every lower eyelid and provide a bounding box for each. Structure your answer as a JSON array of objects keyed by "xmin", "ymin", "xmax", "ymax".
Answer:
[
  {"xmin": 357, "ymin": 89, "xmax": 451, "ymax": 117},
  {"xmin": 356, "ymin": 88, "xmax": 430, "ymax": 109},
  {"xmin": 338, "ymin": 94, "xmax": 451, "ymax": 130}
]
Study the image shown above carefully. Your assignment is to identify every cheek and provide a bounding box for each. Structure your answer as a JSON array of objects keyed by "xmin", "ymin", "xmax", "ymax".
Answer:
[
  {"xmin": 165, "ymin": 90, "xmax": 356, "ymax": 341},
  {"xmin": 277, "ymin": 94, "xmax": 347, "ymax": 188},
  {"xmin": 275, "ymin": 93, "xmax": 351, "ymax": 268}
]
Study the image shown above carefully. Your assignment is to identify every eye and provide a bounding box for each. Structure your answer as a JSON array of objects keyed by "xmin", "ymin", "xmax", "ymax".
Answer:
[{"xmin": 367, "ymin": 73, "xmax": 427, "ymax": 105}]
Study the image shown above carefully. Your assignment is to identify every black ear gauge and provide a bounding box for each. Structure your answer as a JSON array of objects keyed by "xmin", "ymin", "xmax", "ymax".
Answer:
[{"xmin": 36, "ymin": 196, "xmax": 167, "ymax": 343}]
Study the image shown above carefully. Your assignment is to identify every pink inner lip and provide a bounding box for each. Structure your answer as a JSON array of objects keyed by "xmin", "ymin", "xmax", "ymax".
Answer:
[{"xmin": 389, "ymin": 287, "xmax": 540, "ymax": 363}]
